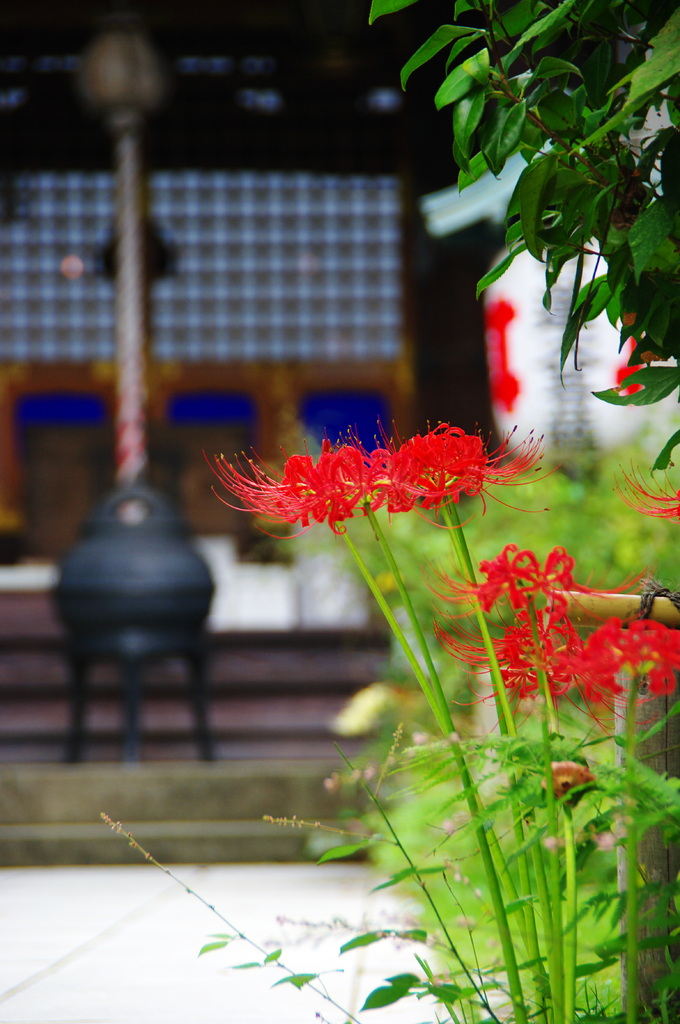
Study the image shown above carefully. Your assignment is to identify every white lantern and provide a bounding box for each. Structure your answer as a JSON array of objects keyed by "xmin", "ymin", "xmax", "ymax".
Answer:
[{"xmin": 484, "ymin": 249, "xmax": 667, "ymax": 453}]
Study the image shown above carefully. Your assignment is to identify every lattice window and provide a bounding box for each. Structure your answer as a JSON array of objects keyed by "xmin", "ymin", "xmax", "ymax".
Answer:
[
  {"xmin": 0, "ymin": 172, "xmax": 114, "ymax": 362},
  {"xmin": 0, "ymin": 169, "xmax": 403, "ymax": 363}
]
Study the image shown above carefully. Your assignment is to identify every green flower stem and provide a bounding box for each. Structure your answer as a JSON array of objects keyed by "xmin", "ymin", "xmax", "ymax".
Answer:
[
  {"xmin": 443, "ymin": 503, "xmax": 548, "ymax": 1009},
  {"xmin": 356, "ymin": 512, "xmax": 524, "ymax": 916},
  {"xmin": 341, "ymin": 530, "xmax": 450, "ymax": 736},
  {"xmin": 526, "ymin": 600, "xmax": 565, "ymax": 1023},
  {"xmin": 366, "ymin": 508, "xmax": 450, "ymax": 726},
  {"xmin": 341, "ymin": 525, "xmax": 530, "ymax": 1024},
  {"xmin": 443, "ymin": 503, "xmax": 517, "ymax": 736},
  {"xmin": 624, "ymin": 679, "xmax": 640, "ymax": 1024},
  {"xmin": 540, "ymin": 710, "xmax": 565, "ymax": 1024},
  {"xmin": 562, "ymin": 804, "xmax": 578, "ymax": 1024},
  {"xmin": 534, "ymin": 650, "xmax": 565, "ymax": 1024},
  {"xmin": 531, "ymin": 838, "xmax": 558, "ymax": 1023}
]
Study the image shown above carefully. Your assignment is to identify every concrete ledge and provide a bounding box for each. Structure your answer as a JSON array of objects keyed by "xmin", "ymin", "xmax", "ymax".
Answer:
[
  {"xmin": 0, "ymin": 760, "xmax": 345, "ymax": 823},
  {"xmin": 0, "ymin": 818, "xmax": 344, "ymax": 866},
  {"xmin": 0, "ymin": 761, "xmax": 362, "ymax": 865}
]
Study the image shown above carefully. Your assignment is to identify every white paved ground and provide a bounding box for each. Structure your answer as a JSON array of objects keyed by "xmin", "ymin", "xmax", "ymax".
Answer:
[{"xmin": 0, "ymin": 863, "xmax": 436, "ymax": 1024}]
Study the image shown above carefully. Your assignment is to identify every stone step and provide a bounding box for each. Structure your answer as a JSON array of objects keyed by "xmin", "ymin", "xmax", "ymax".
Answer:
[
  {"xmin": 0, "ymin": 761, "xmax": 362, "ymax": 866},
  {"xmin": 0, "ymin": 622, "xmax": 389, "ymax": 763},
  {"xmin": 0, "ymin": 819, "xmax": 341, "ymax": 866}
]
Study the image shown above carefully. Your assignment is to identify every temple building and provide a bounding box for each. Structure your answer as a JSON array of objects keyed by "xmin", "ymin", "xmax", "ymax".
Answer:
[{"xmin": 0, "ymin": 1, "xmax": 495, "ymax": 562}]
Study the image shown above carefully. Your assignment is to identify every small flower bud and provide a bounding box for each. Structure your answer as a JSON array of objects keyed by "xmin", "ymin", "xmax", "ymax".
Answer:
[{"xmin": 543, "ymin": 760, "xmax": 595, "ymax": 805}]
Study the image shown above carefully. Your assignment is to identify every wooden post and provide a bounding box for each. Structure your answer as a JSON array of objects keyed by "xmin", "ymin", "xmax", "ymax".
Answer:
[
  {"xmin": 615, "ymin": 683, "xmax": 680, "ymax": 1012},
  {"xmin": 565, "ymin": 591, "xmax": 680, "ymax": 1013}
]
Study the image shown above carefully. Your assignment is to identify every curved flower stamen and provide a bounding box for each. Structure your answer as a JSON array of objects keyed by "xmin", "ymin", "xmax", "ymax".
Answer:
[
  {"xmin": 437, "ymin": 544, "xmax": 577, "ymax": 615},
  {"xmin": 436, "ymin": 608, "xmax": 587, "ymax": 705},
  {"xmin": 616, "ymin": 466, "xmax": 680, "ymax": 522}
]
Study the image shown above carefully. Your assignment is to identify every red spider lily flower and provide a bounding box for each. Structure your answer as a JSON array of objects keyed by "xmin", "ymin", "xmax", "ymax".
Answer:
[
  {"xmin": 363, "ymin": 444, "xmax": 420, "ymax": 515},
  {"xmin": 437, "ymin": 608, "xmax": 585, "ymax": 703},
  {"xmin": 460, "ymin": 544, "xmax": 576, "ymax": 614},
  {"xmin": 616, "ymin": 466, "xmax": 680, "ymax": 522},
  {"xmin": 373, "ymin": 424, "xmax": 544, "ymax": 512},
  {"xmin": 564, "ymin": 617, "xmax": 680, "ymax": 698},
  {"xmin": 496, "ymin": 609, "xmax": 584, "ymax": 700},
  {"xmin": 212, "ymin": 440, "xmax": 376, "ymax": 534},
  {"xmin": 212, "ymin": 425, "xmax": 545, "ymax": 534}
]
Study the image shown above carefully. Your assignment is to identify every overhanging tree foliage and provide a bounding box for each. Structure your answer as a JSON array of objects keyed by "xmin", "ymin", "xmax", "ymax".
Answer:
[{"xmin": 370, "ymin": 0, "xmax": 680, "ymax": 467}]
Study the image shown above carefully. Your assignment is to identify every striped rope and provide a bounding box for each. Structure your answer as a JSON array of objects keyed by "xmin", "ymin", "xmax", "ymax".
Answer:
[{"xmin": 113, "ymin": 119, "xmax": 147, "ymax": 485}]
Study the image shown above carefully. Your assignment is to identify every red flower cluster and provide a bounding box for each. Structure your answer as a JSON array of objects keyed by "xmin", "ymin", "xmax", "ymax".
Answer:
[
  {"xmin": 211, "ymin": 425, "xmax": 543, "ymax": 534},
  {"xmin": 474, "ymin": 544, "xmax": 576, "ymax": 614},
  {"xmin": 563, "ymin": 618, "xmax": 680, "ymax": 699},
  {"xmin": 437, "ymin": 539, "xmax": 680, "ymax": 714},
  {"xmin": 437, "ymin": 608, "xmax": 585, "ymax": 702},
  {"xmin": 381, "ymin": 424, "xmax": 542, "ymax": 510},
  {"xmin": 495, "ymin": 609, "xmax": 584, "ymax": 700}
]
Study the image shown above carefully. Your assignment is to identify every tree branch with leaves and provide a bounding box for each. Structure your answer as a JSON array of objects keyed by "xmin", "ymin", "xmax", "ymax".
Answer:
[{"xmin": 371, "ymin": 0, "xmax": 680, "ymax": 467}]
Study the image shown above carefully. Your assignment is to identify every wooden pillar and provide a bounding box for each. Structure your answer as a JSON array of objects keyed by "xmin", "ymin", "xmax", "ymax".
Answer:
[
  {"xmin": 617, "ymin": 685, "xmax": 680, "ymax": 1013},
  {"xmin": 566, "ymin": 591, "xmax": 680, "ymax": 1014}
]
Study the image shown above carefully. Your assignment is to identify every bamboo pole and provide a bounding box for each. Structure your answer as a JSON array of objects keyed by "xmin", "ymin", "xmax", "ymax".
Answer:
[{"xmin": 564, "ymin": 591, "xmax": 680, "ymax": 628}]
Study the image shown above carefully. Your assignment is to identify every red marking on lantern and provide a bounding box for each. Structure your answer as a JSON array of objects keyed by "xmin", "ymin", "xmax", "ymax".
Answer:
[
  {"xmin": 615, "ymin": 338, "xmax": 643, "ymax": 395},
  {"xmin": 486, "ymin": 297, "xmax": 521, "ymax": 413}
]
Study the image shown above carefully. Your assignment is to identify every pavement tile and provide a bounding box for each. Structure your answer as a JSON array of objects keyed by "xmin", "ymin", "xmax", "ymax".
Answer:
[{"xmin": 0, "ymin": 863, "xmax": 439, "ymax": 1024}]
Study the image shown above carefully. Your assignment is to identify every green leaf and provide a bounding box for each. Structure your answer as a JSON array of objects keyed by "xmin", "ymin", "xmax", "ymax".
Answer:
[
  {"xmin": 446, "ymin": 32, "xmax": 485, "ymax": 73},
  {"xmin": 652, "ymin": 428, "xmax": 680, "ymax": 471},
  {"xmin": 606, "ymin": 244, "xmax": 631, "ymax": 295},
  {"xmin": 317, "ymin": 842, "xmax": 369, "ymax": 864},
  {"xmin": 453, "ymin": 87, "xmax": 485, "ymax": 162},
  {"xmin": 264, "ymin": 949, "xmax": 282, "ymax": 963},
  {"xmin": 582, "ymin": 8, "xmax": 680, "ymax": 145},
  {"xmin": 575, "ymin": 958, "xmax": 619, "ymax": 978},
  {"xmin": 340, "ymin": 931, "xmax": 384, "ymax": 954},
  {"xmin": 561, "ymin": 303, "xmax": 583, "ymax": 375},
  {"xmin": 516, "ymin": 153, "xmax": 558, "ymax": 259},
  {"xmin": 495, "ymin": 0, "xmax": 534, "ymax": 36},
  {"xmin": 531, "ymin": 56, "xmax": 582, "ymax": 81},
  {"xmin": 458, "ymin": 151, "xmax": 490, "ymax": 191},
  {"xmin": 615, "ymin": 9, "xmax": 680, "ymax": 106},
  {"xmin": 513, "ymin": 0, "xmax": 578, "ymax": 51},
  {"xmin": 647, "ymin": 292, "xmax": 671, "ymax": 342},
  {"xmin": 369, "ymin": 0, "xmax": 420, "ymax": 24},
  {"xmin": 198, "ymin": 939, "xmax": 232, "ymax": 957},
  {"xmin": 272, "ymin": 973, "xmax": 318, "ymax": 989},
  {"xmin": 629, "ymin": 202, "xmax": 674, "ymax": 282},
  {"xmin": 372, "ymin": 864, "xmax": 448, "ymax": 891},
  {"xmin": 434, "ymin": 62, "xmax": 478, "ymax": 109},
  {"xmin": 401, "ymin": 25, "xmax": 482, "ymax": 88},
  {"xmin": 661, "ymin": 130, "xmax": 680, "ymax": 213},
  {"xmin": 573, "ymin": 274, "xmax": 612, "ymax": 320},
  {"xmin": 340, "ymin": 929, "xmax": 427, "ymax": 954},
  {"xmin": 361, "ymin": 973, "xmax": 421, "ymax": 1010},
  {"xmin": 480, "ymin": 100, "xmax": 526, "ymax": 175},
  {"xmin": 593, "ymin": 366, "xmax": 680, "ymax": 406},
  {"xmin": 476, "ymin": 244, "xmax": 528, "ymax": 298},
  {"xmin": 597, "ymin": 932, "xmax": 680, "ymax": 958},
  {"xmin": 425, "ymin": 981, "xmax": 478, "ymax": 1002},
  {"xmin": 232, "ymin": 961, "xmax": 263, "ymax": 970},
  {"xmin": 505, "ymin": 894, "xmax": 539, "ymax": 915},
  {"xmin": 463, "ymin": 47, "xmax": 490, "ymax": 85},
  {"xmin": 581, "ymin": 41, "xmax": 614, "ymax": 108},
  {"xmin": 536, "ymin": 90, "xmax": 580, "ymax": 135}
]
